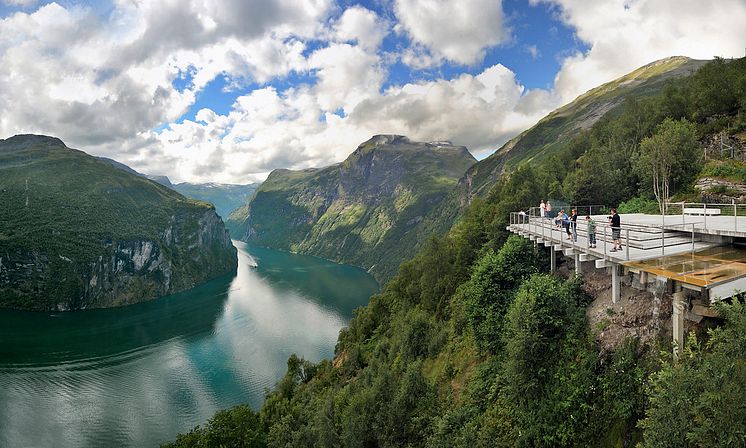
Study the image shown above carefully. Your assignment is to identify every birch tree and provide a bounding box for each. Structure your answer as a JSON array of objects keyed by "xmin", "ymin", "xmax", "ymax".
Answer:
[{"xmin": 635, "ymin": 118, "xmax": 699, "ymax": 215}]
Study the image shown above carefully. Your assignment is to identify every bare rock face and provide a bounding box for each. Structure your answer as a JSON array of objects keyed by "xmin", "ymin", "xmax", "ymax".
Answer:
[{"xmin": 0, "ymin": 134, "xmax": 237, "ymax": 311}]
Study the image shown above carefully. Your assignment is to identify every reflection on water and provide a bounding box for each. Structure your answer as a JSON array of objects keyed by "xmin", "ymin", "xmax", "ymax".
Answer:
[{"xmin": 0, "ymin": 241, "xmax": 378, "ymax": 447}]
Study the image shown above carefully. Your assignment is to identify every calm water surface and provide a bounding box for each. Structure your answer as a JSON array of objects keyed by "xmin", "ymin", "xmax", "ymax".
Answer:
[{"xmin": 0, "ymin": 242, "xmax": 378, "ymax": 447}]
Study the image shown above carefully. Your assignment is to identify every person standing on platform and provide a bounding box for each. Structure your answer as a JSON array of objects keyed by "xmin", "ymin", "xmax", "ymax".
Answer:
[
  {"xmin": 609, "ymin": 209, "xmax": 621, "ymax": 252},
  {"xmin": 586, "ymin": 216, "xmax": 597, "ymax": 248},
  {"xmin": 546, "ymin": 201, "xmax": 552, "ymax": 219},
  {"xmin": 540, "ymin": 200, "xmax": 546, "ymax": 218},
  {"xmin": 570, "ymin": 209, "xmax": 578, "ymax": 242}
]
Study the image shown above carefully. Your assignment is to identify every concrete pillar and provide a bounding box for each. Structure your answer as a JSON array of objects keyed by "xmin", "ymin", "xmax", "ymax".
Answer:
[
  {"xmin": 611, "ymin": 264, "xmax": 620, "ymax": 304},
  {"xmin": 672, "ymin": 291, "xmax": 686, "ymax": 361},
  {"xmin": 550, "ymin": 248, "xmax": 556, "ymax": 273},
  {"xmin": 574, "ymin": 253, "xmax": 582, "ymax": 275}
]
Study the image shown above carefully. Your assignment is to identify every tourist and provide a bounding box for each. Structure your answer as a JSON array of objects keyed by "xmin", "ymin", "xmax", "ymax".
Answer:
[
  {"xmin": 570, "ymin": 209, "xmax": 578, "ymax": 242},
  {"xmin": 546, "ymin": 200, "xmax": 552, "ymax": 219},
  {"xmin": 540, "ymin": 200, "xmax": 546, "ymax": 218},
  {"xmin": 586, "ymin": 216, "xmax": 596, "ymax": 248},
  {"xmin": 555, "ymin": 209, "xmax": 565, "ymax": 229},
  {"xmin": 564, "ymin": 211, "xmax": 572, "ymax": 240},
  {"xmin": 609, "ymin": 208, "xmax": 621, "ymax": 251}
]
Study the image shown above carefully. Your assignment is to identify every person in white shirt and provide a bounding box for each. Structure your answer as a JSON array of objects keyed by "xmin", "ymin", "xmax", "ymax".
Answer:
[{"xmin": 540, "ymin": 200, "xmax": 546, "ymax": 218}]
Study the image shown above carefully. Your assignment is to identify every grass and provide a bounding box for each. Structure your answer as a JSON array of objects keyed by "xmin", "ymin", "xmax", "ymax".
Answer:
[{"xmin": 700, "ymin": 159, "xmax": 746, "ymax": 183}]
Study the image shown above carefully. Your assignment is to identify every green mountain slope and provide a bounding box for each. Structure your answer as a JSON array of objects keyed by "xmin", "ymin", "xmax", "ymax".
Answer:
[
  {"xmin": 0, "ymin": 135, "xmax": 238, "ymax": 311},
  {"xmin": 98, "ymin": 157, "xmax": 259, "ymax": 223},
  {"xmin": 227, "ymin": 135, "xmax": 476, "ymax": 281},
  {"xmin": 416, "ymin": 56, "xmax": 708, "ymax": 241},
  {"xmin": 466, "ymin": 56, "xmax": 707, "ymax": 198},
  {"xmin": 172, "ymin": 182, "xmax": 260, "ymax": 222}
]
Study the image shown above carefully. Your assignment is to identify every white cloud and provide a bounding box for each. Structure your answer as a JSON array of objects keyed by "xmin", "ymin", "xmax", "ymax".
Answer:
[
  {"xmin": 2, "ymin": 0, "xmax": 37, "ymax": 6},
  {"xmin": 126, "ymin": 61, "xmax": 556, "ymax": 183},
  {"xmin": 333, "ymin": 6, "xmax": 388, "ymax": 51},
  {"xmin": 2, "ymin": 0, "xmax": 745, "ymax": 186},
  {"xmin": 537, "ymin": 0, "xmax": 746, "ymax": 102},
  {"xmin": 0, "ymin": 0, "xmax": 333, "ymax": 148},
  {"xmin": 394, "ymin": 0, "xmax": 509, "ymax": 66}
]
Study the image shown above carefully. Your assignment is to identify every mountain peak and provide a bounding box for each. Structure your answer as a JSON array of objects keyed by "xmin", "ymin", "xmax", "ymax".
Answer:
[
  {"xmin": 365, "ymin": 134, "xmax": 412, "ymax": 147},
  {"xmin": 1, "ymin": 134, "xmax": 67, "ymax": 150}
]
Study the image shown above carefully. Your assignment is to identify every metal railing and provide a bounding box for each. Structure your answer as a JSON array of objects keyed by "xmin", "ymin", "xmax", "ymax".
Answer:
[
  {"xmin": 509, "ymin": 211, "xmax": 699, "ymax": 261},
  {"xmin": 664, "ymin": 201, "xmax": 746, "ymax": 232}
]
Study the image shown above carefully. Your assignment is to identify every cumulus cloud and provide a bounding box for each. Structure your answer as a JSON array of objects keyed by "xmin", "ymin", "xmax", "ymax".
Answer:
[
  {"xmin": 333, "ymin": 6, "xmax": 389, "ymax": 51},
  {"xmin": 0, "ymin": 0, "xmax": 333, "ymax": 148},
  {"xmin": 2, "ymin": 0, "xmax": 37, "ymax": 6},
  {"xmin": 394, "ymin": 0, "xmax": 509, "ymax": 66},
  {"xmin": 537, "ymin": 0, "xmax": 746, "ymax": 102},
  {"xmin": 126, "ymin": 61, "xmax": 556, "ymax": 183},
  {"xmin": 2, "ymin": 0, "xmax": 745, "ymax": 185}
]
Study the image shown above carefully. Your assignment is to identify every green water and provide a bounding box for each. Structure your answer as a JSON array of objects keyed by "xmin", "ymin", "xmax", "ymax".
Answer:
[{"xmin": 0, "ymin": 242, "xmax": 378, "ymax": 447}]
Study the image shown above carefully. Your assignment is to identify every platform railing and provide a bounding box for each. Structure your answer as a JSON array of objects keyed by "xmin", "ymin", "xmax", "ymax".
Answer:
[
  {"xmin": 509, "ymin": 211, "xmax": 699, "ymax": 261},
  {"xmin": 665, "ymin": 201, "xmax": 746, "ymax": 232}
]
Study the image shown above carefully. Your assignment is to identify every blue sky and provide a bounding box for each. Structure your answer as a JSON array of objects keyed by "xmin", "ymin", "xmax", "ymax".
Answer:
[{"xmin": 0, "ymin": 0, "xmax": 744, "ymax": 182}]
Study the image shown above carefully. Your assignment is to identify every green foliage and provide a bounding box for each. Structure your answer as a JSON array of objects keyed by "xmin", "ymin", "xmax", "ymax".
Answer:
[
  {"xmin": 640, "ymin": 299, "xmax": 746, "ymax": 447},
  {"xmin": 701, "ymin": 159, "xmax": 746, "ymax": 183},
  {"xmin": 162, "ymin": 405, "xmax": 265, "ymax": 448},
  {"xmin": 460, "ymin": 235, "xmax": 544, "ymax": 353},
  {"xmin": 634, "ymin": 118, "xmax": 700, "ymax": 211},
  {"xmin": 618, "ymin": 196, "xmax": 661, "ymax": 214}
]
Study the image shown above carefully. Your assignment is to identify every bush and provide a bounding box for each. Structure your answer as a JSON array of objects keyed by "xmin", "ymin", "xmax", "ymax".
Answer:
[{"xmin": 618, "ymin": 196, "xmax": 660, "ymax": 214}]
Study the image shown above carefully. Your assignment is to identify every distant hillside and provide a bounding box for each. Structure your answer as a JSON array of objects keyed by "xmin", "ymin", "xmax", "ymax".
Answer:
[
  {"xmin": 462, "ymin": 56, "xmax": 707, "ymax": 200},
  {"xmin": 0, "ymin": 135, "xmax": 237, "ymax": 311},
  {"xmin": 417, "ymin": 56, "xmax": 708, "ymax": 239},
  {"xmin": 227, "ymin": 135, "xmax": 476, "ymax": 281},
  {"xmin": 98, "ymin": 157, "xmax": 259, "ymax": 225},
  {"xmin": 172, "ymin": 182, "xmax": 259, "ymax": 223}
]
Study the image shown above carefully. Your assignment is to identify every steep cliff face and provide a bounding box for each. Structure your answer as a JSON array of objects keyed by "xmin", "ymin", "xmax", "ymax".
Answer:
[
  {"xmin": 0, "ymin": 134, "xmax": 237, "ymax": 310},
  {"xmin": 227, "ymin": 135, "xmax": 475, "ymax": 282}
]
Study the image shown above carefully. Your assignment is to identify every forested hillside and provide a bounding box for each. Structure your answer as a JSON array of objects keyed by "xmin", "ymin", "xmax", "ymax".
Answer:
[
  {"xmin": 0, "ymin": 135, "xmax": 237, "ymax": 310},
  {"xmin": 166, "ymin": 57, "xmax": 746, "ymax": 447}
]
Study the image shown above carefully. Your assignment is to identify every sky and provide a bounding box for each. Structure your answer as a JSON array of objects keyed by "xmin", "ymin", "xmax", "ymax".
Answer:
[{"xmin": 1, "ymin": 0, "xmax": 745, "ymax": 184}]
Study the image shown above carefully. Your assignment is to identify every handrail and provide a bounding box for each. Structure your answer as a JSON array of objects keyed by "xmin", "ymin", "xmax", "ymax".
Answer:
[{"xmin": 510, "ymin": 211, "xmax": 700, "ymax": 261}]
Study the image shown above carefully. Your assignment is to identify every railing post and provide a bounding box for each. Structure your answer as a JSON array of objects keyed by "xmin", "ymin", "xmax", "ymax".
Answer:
[
  {"xmin": 682, "ymin": 201, "xmax": 685, "ymax": 226},
  {"xmin": 661, "ymin": 227, "xmax": 665, "ymax": 256},
  {"xmin": 625, "ymin": 228, "xmax": 630, "ymax": 260},
  {"xmin": 735, "ymin": 201, "xmax": 738, "ymax": 232},
  {"xmin": 604, "ymin": 226, "xmax": 607, "ymax": 259},
  {"xmin": 704, "ymin": 203, "xmax": 707, "ymax": 230},
  {"xmin": 691, "ymin": 223, "xmax": 695, "ymax": 255}
]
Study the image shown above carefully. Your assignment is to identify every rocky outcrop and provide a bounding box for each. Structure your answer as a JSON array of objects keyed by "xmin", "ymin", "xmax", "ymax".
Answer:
[
  {"xmin": 0, "ymin": 208, "xmax": 236, "ymax": 311},
  {"xmin": 696, "ymin": 177, "xmax": 746, "ymax": 202}
]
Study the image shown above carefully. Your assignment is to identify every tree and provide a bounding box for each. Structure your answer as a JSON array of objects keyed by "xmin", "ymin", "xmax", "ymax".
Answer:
[
  {"xmin": 640, "ymin": 299, "xmax": 746, "ymax": 447},
  {"xmin": 634, "ymin": 118, "xmax": 699, "ymax": 214}
]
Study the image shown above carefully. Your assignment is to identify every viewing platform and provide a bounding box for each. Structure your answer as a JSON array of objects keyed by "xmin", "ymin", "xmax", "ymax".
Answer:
[{"xmin": 508, "ymin": 203, "xmax": 746, "ymax": 356}]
